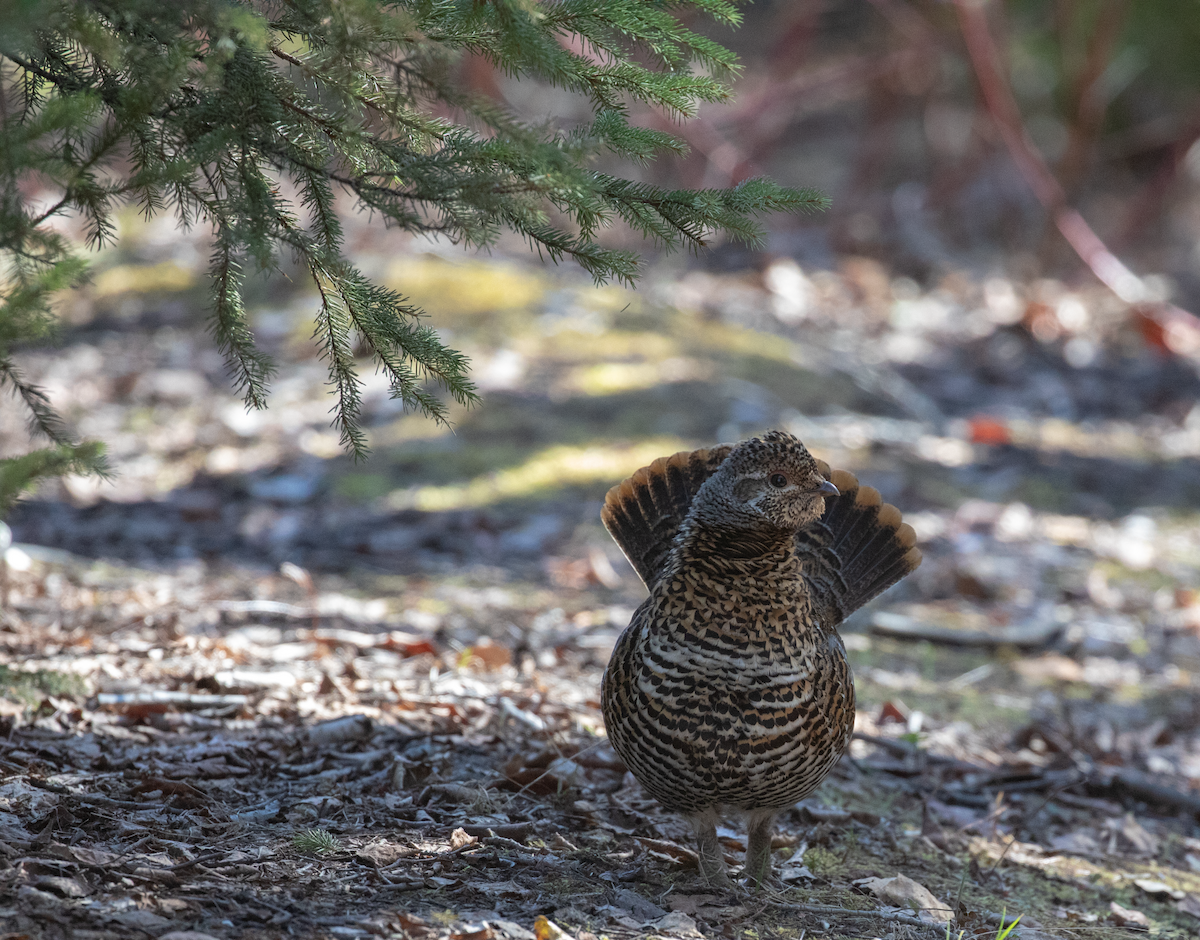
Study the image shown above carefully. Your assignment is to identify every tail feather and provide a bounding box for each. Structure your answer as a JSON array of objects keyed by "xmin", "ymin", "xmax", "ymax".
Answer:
[
  {"xmin": 603, "ymin": 443, "xmax": 921, "ymax": 611},
  {"xmin": 799, "ymin": 469, "xmax": 922, "ymax": 623},
  {"xmin": 602, "ymin": 445, "xmax": 734, "ymax": 588}
]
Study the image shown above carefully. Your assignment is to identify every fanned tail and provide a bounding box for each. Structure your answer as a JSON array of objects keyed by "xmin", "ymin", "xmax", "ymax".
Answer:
[
  {"xmin": 601, "ymin": 445, "xmax": 734, "ymax": 588},
  {"xmin": 798, "ymin": 465, "xmax": 922, "ymax": 623}
]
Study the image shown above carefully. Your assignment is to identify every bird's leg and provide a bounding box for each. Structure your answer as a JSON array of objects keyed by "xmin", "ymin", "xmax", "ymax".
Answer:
[
  {"xmin": 689, "ymin": 809, "xmax": 731, "ymax": 888},
  {"xmin": 744, "ymin": 810, "xmax": 778, "ymax": 890}
]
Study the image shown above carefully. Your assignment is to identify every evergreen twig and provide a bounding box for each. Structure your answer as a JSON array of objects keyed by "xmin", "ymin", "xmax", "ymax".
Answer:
[{"xmin": 0, "ymin": 0, "xmax": 826, "ymax": 498}]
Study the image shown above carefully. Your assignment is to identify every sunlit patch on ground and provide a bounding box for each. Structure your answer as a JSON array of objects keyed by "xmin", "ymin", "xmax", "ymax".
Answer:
[{"xmin": 386, "ymin": 438, "xmax": 688, "ymax": 511}]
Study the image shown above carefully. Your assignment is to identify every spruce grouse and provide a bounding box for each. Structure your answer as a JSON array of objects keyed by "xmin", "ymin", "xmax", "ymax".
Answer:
[{"xmin": 600, "ymin": 430, "xmax": 921, "ymax": 888}]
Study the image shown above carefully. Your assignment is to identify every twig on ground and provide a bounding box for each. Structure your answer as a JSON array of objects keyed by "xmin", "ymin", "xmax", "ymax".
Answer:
[
  {"xmin": 380, "ymin": 842, "xmax": 484, "ymax": 868},
  {"xmin": 1096, "ymin": 767, "xmax": 1200, "ymax": 818},
  {"xmin": 769, "ymin": 901, "xmax": 943, "ymax": 931},
  {"xmin": 27, "ymin": 779, "xmax": 180, "ymax": 812}
]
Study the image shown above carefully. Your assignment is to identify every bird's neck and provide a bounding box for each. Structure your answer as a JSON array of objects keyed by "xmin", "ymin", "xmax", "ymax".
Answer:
[{"xmin": 671, "ymin": 519, "xmax": 799, "ymax": 580}]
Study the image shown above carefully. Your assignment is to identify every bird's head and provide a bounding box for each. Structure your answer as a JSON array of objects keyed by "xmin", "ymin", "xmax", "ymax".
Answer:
[{"xmin": 690, "ymin": 430, "xmax": 838, "ymax": 536}]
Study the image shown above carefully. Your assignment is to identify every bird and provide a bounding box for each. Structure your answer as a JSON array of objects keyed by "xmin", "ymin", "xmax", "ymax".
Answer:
[{"xmin": 600, "ymin": 430, "xmax": 921, "ymax": 888}]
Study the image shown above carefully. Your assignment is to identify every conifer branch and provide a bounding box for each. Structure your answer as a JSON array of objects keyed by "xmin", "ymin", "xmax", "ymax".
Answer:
[{"xmin": 0, "ymin": 0, "xmax": 826, "ymax": 501}]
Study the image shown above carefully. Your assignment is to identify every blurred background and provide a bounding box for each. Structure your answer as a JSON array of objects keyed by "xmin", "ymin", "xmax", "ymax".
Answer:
[
  {"xmin": 8, "ymin": 4, "xmax": 1200, "ymax": 933},
  {"xmin": 6, "ymin": 0, "xmax": 1200, "ymax": 837}
]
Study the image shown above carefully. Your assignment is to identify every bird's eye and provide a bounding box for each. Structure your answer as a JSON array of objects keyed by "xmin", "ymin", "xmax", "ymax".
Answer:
[{"xmin": 769, "ymin": 473, "xmax": 788, "ymax": 488}]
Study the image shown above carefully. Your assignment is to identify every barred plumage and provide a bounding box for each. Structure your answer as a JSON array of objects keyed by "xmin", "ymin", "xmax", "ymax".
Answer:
[{"xmin": 600, "ymin": 430, "xmax": 920, "ymax": 888}]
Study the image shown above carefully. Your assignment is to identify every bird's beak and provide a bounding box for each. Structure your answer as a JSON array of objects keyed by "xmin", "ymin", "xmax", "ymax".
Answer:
[{"xmin": 816, "ymin": 479, "xmax": 840, "ymax": 498}]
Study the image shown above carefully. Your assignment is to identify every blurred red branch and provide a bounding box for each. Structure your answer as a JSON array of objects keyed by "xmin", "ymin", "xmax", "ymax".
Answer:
[
  {"xmin": 1056, "ymin": 0, "xmax": 1131, "ymax": 196},
  {"xmin": 953, "ymin": 0, "xmax": 1200, "ymax": 350}
]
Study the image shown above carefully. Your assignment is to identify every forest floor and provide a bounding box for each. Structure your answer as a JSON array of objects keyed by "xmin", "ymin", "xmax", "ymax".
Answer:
[{"xmin": 6, "ymin": 227, "xmax": 1200, "ymax": 939}]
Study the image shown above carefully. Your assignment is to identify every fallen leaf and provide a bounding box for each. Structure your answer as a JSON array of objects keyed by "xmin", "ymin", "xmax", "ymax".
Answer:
[
  {"xmin": 1048, "ymin": 831, "xmax": 1101, "ymax": 854},
  {"xmin": 355, "ymin": 842, "xmax": 409, "ymax": 867},
  {"xmin": 31, "ymin": 875, "xmax": 88, "ymax": 898},
  {"xmin": 534, "ymin": 916, "xmax": 574, "ymax": 940},
  {"xmin": 650, "ymin": 911, "xmax": 702, "ymax": 937},
  {"xmin": 611, "ymin": 887, "xmax": 667, "ymax": 923},
  {"xmin": 635, "ymin": 837, "xmax": 698, "ymax": 867},
  {"xmin": 381, "ymin": 632, "xmax": 438, "ymax": 657},
  {"xmin": 64, "ymin": 845, "xmax": 117, "ymax": 867},
  {"xmin": 1106, "ymin": 814, "xmax": 1160, "ymax": 856},
  {"xmin": 492, "ymin": 921, "xmax": 536, "ymax": 940},
  {"xmin": 305, "ymin": 714, "xmax": 373, "ymax": 746},
  {"xmin": 396, "ymin": 913, "xmax": 434, "ymax": 938},
  {"xmin": 451, "ymin": 928, "xmax": 495, "ymax": 940},
  {"xmin": 1176, "ymin": 895, "xmax": 1200, "ymax": 920},
  {"xmin": 878, "ymin": 700, "xmax": 908, "ymax": 724},
  {"xmin": 968, "ymin": 416, "xmax": 1011, "ymax": 445},
  {"xmin": 1109, "ymin": 901, "xmax": 1149, "ymax": 929},
  {"xmin": 130, "ymin": 777, "xmax": 209, "ymax": 801},
  {"xmin": 854, "ymin": 874, "xmax": 952, "ymax": 924},
  {"xmin": 1013, "ymin": 655, "xmax": 1084, "ymax": 683},
  {"xmin": 667, "ymin": 894, "xmax": 719, "ymax": 915},
  {"xmin": 109, "ymin": 910, "xmax": 172, "ymax": 931},
  {"xmin": 474, "ymin": 880, "xmax": 533, "ymax": 899},
  {"xmin": 463, "ymin": 638, "xmax": 511, "ymax": 671},
  {"xmin": 779, "ymin": 842, "xmax": 814, "ymax": 882},
  {"xmin": 449, "ymin": 827, "xmax": 478, "ymax": 850},
  {"xmin": 1133, "ymin": 878, "xmax": 1184, "ymax": 900}
]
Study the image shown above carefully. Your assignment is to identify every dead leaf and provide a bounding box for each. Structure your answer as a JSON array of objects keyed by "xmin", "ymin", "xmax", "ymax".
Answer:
[
  {"xmin": 534, "ymin": 916, "xmax": 574, "ymax": 940},
  {"xmin": 1048, "ymin": 831, "xmax": 1101, "ymax": 854},
  {"xmin": 130, "ymin": 777, "xmax": 209, "ymax": 802},
  {"xmin": 449, "ymin": 827, "xmax": 478, "ymax": 850},
  {"xmin": 854, "ymin": 874, "xmax": 952, "ymax": 924},
  {"xmin": 381, "ymin": 632, "xmax": 438, "ymax": 657},
  {"xmin": 355, "ymin": 842, "xmax": 409, "ymax": 867},
  {"xmin": 498, "ymin": 755, "xmax": 559, "ymax": 794},
  {"xmin": 1013, "ymin": 654, "xmax": 1084, "ymax": 682},
  {"xmin": 464, "ymin": 638, "xmax": 511, "ymax": 671},
  {"xmin": 1176, "ymin": 895, "xmax": 1200, "ymax": 920},
  {"xmin": 667, "ymin": 894, "xmax": 719, "ymax": 914},
  {"xmin": 1133, "ymin": 878, "xmax": 1184, "ymax": 900},
  {"xmin": 305, "ymin": 713, "xmax": 373, "ymax": 745},
  {"xmin": 66, "ymin": 845, "xmax": 117, "ymax": 867},
  {"xmin": 635, "ymin": 836, "xmax": 698, "ymax": 867},
  {"xmin": 611, "ymin": 887, "xmax": 667, "ymax": 923},
  {"xmin": 779, "ymin": 843, "xmax": 815, "ymax": 883},
  {"xmin": 451, "ymin": 928, "xmax": 495, "ymax": 940},
  {"xmin": 492, "ymin": 920, "xmax": 537, "ymax": 940},
  {"xmin": 1109, "ymin": 901, "xmax": 1149, "ymax": 929},
  {"xmin": 650, "ymin": 912, "xmax": 702, "ymax": 937},
  {"xmin": 878, "ymin": 700, "xmax": 908, "ymax": 724},
  {"xmin": 475, "ymin": 880, "xmax": 534, "ymax": 899},
  {"xmin": 30, "ymin": 875, "xmax": 88, "ymax": 898},
  {"xmin": 396, "ymin": 913, "xmax": 434, "ymax": 938},
  {"xmin": 1106, "ymin": 813, "xmax": 1160, "ymax": 855},
  {"xmin": 109, "ymin": 909, "xmax": 172, "ymax": 931}
]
